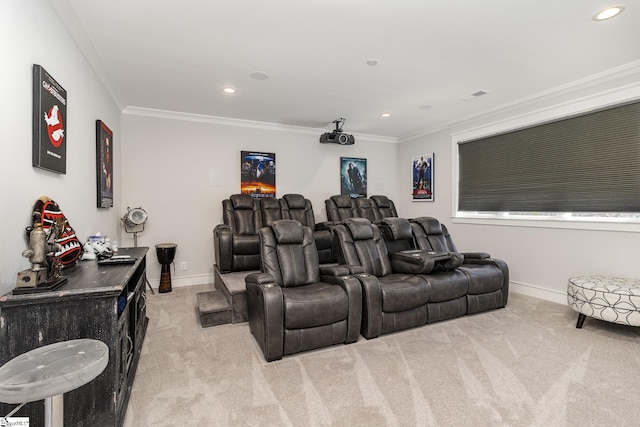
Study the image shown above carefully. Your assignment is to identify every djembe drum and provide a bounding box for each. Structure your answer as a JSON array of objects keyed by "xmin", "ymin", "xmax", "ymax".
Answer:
[{"xmin": 155, "ymin": 243, "xmax": 177, "ymax": 293}]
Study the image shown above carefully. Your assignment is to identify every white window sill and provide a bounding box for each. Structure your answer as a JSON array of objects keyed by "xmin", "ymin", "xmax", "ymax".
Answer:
[{"xmin": 453, "ymin": 213, "xmax": 640, "ymax": 233}]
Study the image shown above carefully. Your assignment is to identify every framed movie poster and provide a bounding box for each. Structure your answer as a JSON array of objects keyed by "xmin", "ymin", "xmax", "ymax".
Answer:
[
  {"xmin": 96, "ymin": 120, "xmax": 113, "ymax": 208},
  {"xmin": 412, "ymin": 153, "xmax": 434, "ymax": 201},
  {"xmin": 341, "ymin": 157, "xmax": 367, "ymax": 198},
  {"xmin": 33, "ymin": 64, "xmax": 67, "ymax": 173},
  {"xmin": 240, "ymin": 151, "xmax": 276, "ymax": 197}
]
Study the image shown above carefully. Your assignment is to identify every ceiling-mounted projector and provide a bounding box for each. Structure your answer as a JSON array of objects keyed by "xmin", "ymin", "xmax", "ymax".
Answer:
[{"xmin": 320, "ymin": 118, "xmax": 355, "ymax": 145}]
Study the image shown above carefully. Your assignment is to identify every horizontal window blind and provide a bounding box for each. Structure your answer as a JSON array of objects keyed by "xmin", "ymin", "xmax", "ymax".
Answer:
[{"xmin": 458, "ymin": 100, "xmax": 640, "ymax": 212}]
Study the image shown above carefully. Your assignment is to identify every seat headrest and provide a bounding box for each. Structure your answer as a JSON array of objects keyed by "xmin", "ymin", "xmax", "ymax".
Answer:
[
  {"xmin": 270, "ymin": 220, "xmax": 304, "ymax": 244},
  {"xmin": 343, "ymin": 218, "xmax": 374, "ymax": 240},
  {"xmin": 260, "ymin": 198, "xmax": 280, "ymax": 209},
  {"xmin": 354, "ymin": 198, "xmax": 373, "ymax": 208},
  {"xmin": 331, "ymin": 195, "xmax": 352, "ymax": 208},
  {"xmin": 381, "ymin": 217, "xmax": 412, "ymax": 240},
  {"xmin": 230, "ymin": 194, "xmax": 255, "ymax": 210},
  {"xmin": 371, "ymin": 195, "xmax": 390, "ymax": 208},
  {"xmin": 412, "ymin": 217, "xmax": 443, "ymax": 234},
  {"xmin": 283, "ymin": 194, "xmax": 306, "ymax": 209}
]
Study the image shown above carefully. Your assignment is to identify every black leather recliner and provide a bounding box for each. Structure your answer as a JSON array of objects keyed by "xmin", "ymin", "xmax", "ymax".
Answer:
[
  {"xmin": 370, "ymin": 195, "xmax": 398, "ymax": 220},
  {"xmin": 245, "ymin": 220, "xmax": 362, "ymax": 361},
  {"xmin": 260, "ymin": 197, "xmax": 283, "ymax": 226},
  {"xmin": 375, "ymin": 217, "xmax": 470, "ymax": 324},
  {"xmin": 352, "ymin": 197, "xmax": 378, "ymax": 223},
  {"xmin": 325, "ymin": 194, "xmax": 356, "ymax": 223},
  {"xmin": 325, "ymin": 194, "xmax": 398, "ymax": 225},
  {"xmin": 410, "ymin": 217, "xmax": 509, "ymax": 313},
  {"xmin": 332, "ymin": 218, "xmax": 433, "ymax": 339},
  {"xmin": 380, "ymin": 217, "xmax": 464, "ymax": 271},
  {"xmin": 280, "ymin": 194, "xmax": 334, "ymax": 263},
  {"xmin": 213, "ymin": 194, "xmax": 263, "ymax": 273}
]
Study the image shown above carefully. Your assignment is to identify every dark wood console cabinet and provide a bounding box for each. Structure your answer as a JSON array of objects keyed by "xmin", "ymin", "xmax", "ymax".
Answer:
[{"xmin": 0, "ymin": 247, "xmax": 149, "ymax": 426}]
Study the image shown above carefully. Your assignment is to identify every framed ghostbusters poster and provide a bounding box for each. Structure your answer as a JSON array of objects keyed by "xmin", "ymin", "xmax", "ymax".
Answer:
[{"xmin": 33, "ymin": 64, "xmax": 67, "ymax": 174}]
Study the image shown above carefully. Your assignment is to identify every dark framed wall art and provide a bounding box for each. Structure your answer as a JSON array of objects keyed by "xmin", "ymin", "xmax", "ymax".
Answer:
[
  {"xmin": 412, "ymin": 153, "xmax": 434, "ymax": 201},
  {"xmin": 240, "ymin": 150, "xmax": 276, "ymax": 197},
  {"xmin": 96, "ymin": 120, "xmax": 113, "ymax": 208},
  {"xmin": 32, "ymin": 64, "xmax": 67, "ymax": 174},
  {"xmin": 341, "ymin": 157, "xmax": 367, "ymax": 198}
]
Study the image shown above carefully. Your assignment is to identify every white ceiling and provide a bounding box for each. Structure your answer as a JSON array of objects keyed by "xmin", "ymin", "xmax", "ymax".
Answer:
[{"xmin": 49, "ymin": 0, "xmax": 639, "ymax": 139}]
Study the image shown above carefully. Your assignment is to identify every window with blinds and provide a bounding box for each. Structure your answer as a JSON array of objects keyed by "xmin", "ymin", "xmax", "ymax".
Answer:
[{"xmin": 458, "ymin": 100, "xmax": 640, "ymax": 214}]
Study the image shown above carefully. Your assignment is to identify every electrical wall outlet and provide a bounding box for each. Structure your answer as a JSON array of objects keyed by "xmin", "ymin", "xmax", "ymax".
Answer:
[{"xmin": 180, "ymin": 261, "xmax": 187, "ymax": 271}]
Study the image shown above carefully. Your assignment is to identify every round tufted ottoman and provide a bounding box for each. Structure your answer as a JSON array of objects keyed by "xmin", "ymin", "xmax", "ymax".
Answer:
[{"xmin": 567, "ymin": 275, "xmax": 640, "ymax": 328}]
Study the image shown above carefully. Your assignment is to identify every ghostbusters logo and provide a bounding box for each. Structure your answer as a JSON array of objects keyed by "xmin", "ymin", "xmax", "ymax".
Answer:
[{"xmin": 44, "ymin": 105, "xmax": 65, "ymax": 147}]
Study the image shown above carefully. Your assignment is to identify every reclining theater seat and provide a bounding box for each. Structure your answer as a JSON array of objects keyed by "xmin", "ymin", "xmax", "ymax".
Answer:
[
  {"xmin": 380, "ymin": 217, "xmax": 464, "ymax": 272},
  {"xmin": 352, "ymin": 197, "xmax": 378, "ymax": 223},
  {"xmin": 332, "ymin": 218, "xmax": 432, "ymax": 339},
  {"xmin": 259, "ymin": 197, "xmax": 283, "ymax": 226},
  {"xmin": 213, "ymin": 194, "xmax": 262, "ymax": 273},
  {"xmin": 325, "ymin": 195, "xmax": 356, "ymax": 223},
  {"xmin": 410, "ymin": 217, "xmax": 509, "ymax": 313},
  {"xmin": 370, "ymin": 195, "xmax": 398, "ymax": 221},
  {"xmin": 280, "ymin": 194, "xmax": 333, "ymax": 264},
  {"xmin": 245, "ymin": 220, "xmax": 362, "ymax": 361},
  {"xmin": 377, "ymin": 217, "xmax": 470, "ymax": 324}
]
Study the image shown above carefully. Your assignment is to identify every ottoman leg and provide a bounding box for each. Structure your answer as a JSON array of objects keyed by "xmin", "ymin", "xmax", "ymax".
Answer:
[{"xmin": 576, "ymin": 313, "xmax": 586, "ymax": 329}]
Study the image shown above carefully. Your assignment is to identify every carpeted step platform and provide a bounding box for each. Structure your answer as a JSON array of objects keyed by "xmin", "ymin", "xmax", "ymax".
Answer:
[
  {"xmin": 197, "ymin": 290, "xmax": 232, "ymax": 327},
  {"xmin": 214, "ymin": 268, "xmax": 251, "ymax": 323}
]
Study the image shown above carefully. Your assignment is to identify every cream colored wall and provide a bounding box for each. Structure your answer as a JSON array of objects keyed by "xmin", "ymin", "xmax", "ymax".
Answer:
[
  {"xmin": 121, "ymin": 111, "xmax": 398, "ymax": 288},
  {"xmin": 0, "ymin": 0, "xmax": 121, "ymax": 296}
]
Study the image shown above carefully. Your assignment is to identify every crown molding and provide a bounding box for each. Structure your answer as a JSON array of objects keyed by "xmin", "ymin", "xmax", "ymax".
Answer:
[
  {"xmin": 49, "ymin": 0, "xmax": 125, "ymax": 110},
  {"xmin": 400, "ymin": 60, "xmax": 640, "ymax": 143},
  {"xmin": 122, "ymin": 106, "xmax": 398, "ymax": 144}
]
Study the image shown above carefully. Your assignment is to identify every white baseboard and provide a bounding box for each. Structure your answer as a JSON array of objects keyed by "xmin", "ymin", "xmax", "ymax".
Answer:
[
  {"xmin": 147, "ymin": 273, "xmax": 214, "ymax": 292},
  {"xmin": 146, "ymin": 275, "xmax": 568, "ymax": 307},
  {"xmin": 509, "ymin": 280, "xmax": 567, "ymax": 306}
]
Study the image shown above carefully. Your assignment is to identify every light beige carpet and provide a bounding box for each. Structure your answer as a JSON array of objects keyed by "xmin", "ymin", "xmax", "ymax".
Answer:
[{"xmin": 124, "ymin": 285, "xmax": 640, "ymax": 426}]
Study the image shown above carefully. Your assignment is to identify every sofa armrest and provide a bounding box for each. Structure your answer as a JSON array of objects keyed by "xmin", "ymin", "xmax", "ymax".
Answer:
[
  {"xmin": 321, "ymin": 274, "xmax": 363, "ymax": 344},
  {"xmin": 461, "ymin": 251, "xmax": 491, "ymax": 259},
  {"xmin": 352, "ymin": 273, "xmax": 383, "ymax": 339},
  {"xmin": 461, "ymin": 257, "xmax": 509, "ymax": 306},
  {"xmin": 245, "ymin": 273, "xmax": 283, "ymax": 361},
  {"xmin": 213, "ymin": 224, "xmax": 232, "ymax": 273},
  {"xmin": 245, "ymin": 272, "xmax": 276, "ymax": 286}
]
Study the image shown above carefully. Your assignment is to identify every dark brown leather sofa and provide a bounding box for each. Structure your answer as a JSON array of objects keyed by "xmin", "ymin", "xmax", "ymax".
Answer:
[
  {"xmin": 214, "ymin": 194, "xmax": 334, "ymax": 273},
  {"xmin": 245, "ymin": 220, "xmax": 362, "ymax": 361},
  {"xmin": 325, "ymin": 194, "xmax": 398, "ymax": 224},
  {"xmin": 332, "ymin": 217, "xmax": 509, "ymax": 339}
]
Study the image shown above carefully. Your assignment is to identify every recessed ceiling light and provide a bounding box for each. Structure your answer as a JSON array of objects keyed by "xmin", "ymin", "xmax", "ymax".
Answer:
[
  {"xmin": 593, "ymin": 5, "xmax": 625, "ymax": 21},
  {"xmin": 250, "ymin": 71, "xmax": 269, "ymax": 80},
  {"xmin": 380, "ymin": 112, "xmax": 391, "ymax": 118},
  {"xmin": 366, "ymin": 59, "xmax": 379, "ymax": 66},
  {"xmin": 222, "ymin": 87, "xmax": 236, "ymax": 94},
  {"xmin": 418, "ymin": 104, "xmax": 433, "ymax": 110}
]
